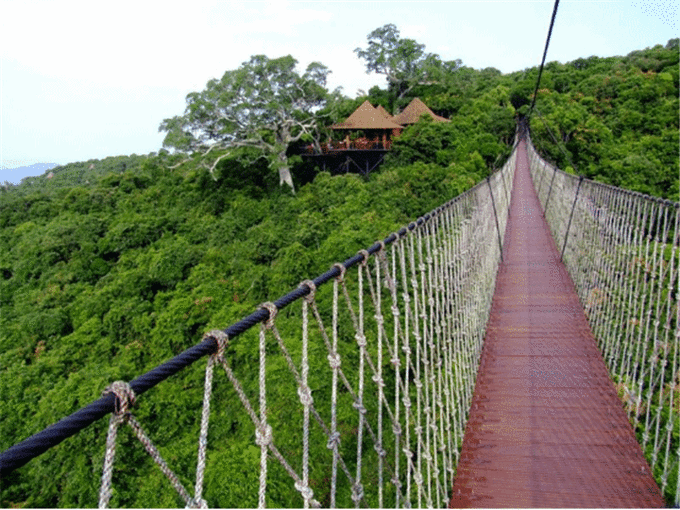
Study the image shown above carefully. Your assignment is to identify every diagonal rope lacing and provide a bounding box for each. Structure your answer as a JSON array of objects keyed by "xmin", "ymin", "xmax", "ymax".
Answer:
[{"xmin": 526, "ymin": 134, "xmax": 680, "ymax": 504}]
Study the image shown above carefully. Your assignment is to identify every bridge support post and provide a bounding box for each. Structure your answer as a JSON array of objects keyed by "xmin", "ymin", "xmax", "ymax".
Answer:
[
  {"xmin": 487, "ymin": 176, "xmax": 504, "ymax": 262},
  {"xmin": 543, "ymin": 164, "xmax": 558, "ymax": 216},
  {"xmin": 561, "ymin": 175, "xmax": 584, "ymax": 261}
]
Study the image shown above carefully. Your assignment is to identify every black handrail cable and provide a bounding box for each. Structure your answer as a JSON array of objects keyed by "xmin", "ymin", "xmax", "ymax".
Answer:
[{"xmin": 527, "ymin": 0, "xmax": 561, "ymax": 121}]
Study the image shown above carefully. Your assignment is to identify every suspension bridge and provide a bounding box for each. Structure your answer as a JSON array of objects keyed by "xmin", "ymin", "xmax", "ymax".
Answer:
[{"xmin": 0, "ymin": 126, "xmax": 677, "ymax": 508}]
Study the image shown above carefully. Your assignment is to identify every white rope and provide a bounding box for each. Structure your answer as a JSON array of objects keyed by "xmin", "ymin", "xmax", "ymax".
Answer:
[{"xmin": 98, "ymin": 381, "xmax": 195, "ymax": 509}]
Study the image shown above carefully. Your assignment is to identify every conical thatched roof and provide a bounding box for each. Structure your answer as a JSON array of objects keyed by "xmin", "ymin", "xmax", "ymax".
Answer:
[
  {"xmin": 391, "ymin": 97, "xmax": 449, "ymax": 125},
  {"xmin": 332, "ymin": 100, "xmax": 403, "ymax": 130},
  {"xmin": 375, "ymin": 104, "xmax": 394, "ymax": 120}
]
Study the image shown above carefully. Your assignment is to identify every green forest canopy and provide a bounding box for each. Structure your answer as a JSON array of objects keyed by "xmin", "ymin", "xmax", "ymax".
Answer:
[{"xmin": 0, "ymin": 36, "xmax": 678, "ymax": 507}]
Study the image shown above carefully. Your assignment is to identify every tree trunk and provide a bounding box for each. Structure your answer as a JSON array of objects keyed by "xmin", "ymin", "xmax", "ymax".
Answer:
[{"xmin": 277, "ymin": 151, "xmax": 295, "ymax": 193}]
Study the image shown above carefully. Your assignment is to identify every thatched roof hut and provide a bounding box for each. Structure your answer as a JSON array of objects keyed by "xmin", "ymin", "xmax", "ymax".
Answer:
[
  {"xmin": 331, "ymin": 100, "xmax": 403, "ymax": 130},
  {"xmin": 392, "ymin": 97, "xmax": 449, "ymax": 125}
]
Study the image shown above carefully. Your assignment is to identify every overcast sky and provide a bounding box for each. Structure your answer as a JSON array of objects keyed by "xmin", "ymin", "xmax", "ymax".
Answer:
[{"xmin": 0, "ymin": 0, "xmax": 677, "ymax": 183}]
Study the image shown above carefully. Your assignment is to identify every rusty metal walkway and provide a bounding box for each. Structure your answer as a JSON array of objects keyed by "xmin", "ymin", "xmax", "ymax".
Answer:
[{"xmin": 449, "ymin": 140, "xmax": 665, "ymax": 508}]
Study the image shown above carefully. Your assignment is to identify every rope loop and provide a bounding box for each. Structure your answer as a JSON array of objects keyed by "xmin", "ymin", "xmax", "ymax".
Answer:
[
  {"xmin": 204, "ymin": 329, "xmax": 228, "ymax": 359},
  {"xmin": 332, "ymin": 262, "xmax": 346, "ymax": 282},
  {"xmin": 259, "ymin": 302, "xmax": 278, "ymax": 330},
  {"xmin": 391, "ymin": 231, "xmax": 402, "ymax": 242},
  {"xmin": 357, "ymin": 249, "xmax": 370, "ymax": 267},
  {"xmin": 299, "ymin": 279, "xmax": 316, "ymax": 303},
  {"xmin": 103, "ymin": 381, "xmax": 136, "ymax": 415}
]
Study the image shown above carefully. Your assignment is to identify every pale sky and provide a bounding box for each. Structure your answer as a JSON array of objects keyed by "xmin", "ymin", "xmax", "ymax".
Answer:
[{"xmin": 0, "ymin": 0, "xmax": 677, "ymax": 183}]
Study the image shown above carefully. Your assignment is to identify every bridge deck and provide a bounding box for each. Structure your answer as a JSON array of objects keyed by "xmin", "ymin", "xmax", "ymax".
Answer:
[{"xmin": 449, "ymin": 141, "xmax": 665, "ymax": 508}]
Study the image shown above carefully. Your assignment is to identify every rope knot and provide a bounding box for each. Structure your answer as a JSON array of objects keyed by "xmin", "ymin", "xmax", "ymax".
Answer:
[
  {"xmin": 355, "ymin": 334, "xmax": 367, "ymax": 348},
  {"xmin": 260, "ymin": 302, "xmax": 278, "ymax": 329},
  {"xmin": 351, "ymin": 483, "xmax": 364, "ymax": 503},
  {"xmin": 372, "ymin": 374, "xmax": 385, "ymax": 388},
  {"xmin": 352, "ymin": 401, "xmax": 367, "ymax": 415},
  {"xmin": 327, "ymin": 353, "xmax": 341, "ymax": 370},
  {"xmin": 103, "ymin": 381, "xmax": 136, "ymax": 415},
  {"xmin": 391, "ymin": 305, "xmax": 400, "ymax": 317},
  {"xmin": 326, "ymin": 432, "xmax": 341, "ymax": 449},
  {"xmin": 204, "ymin": 329, "xmax": 228, "ymax": 359},
  {"xmin": 255, "ymin": 423, "xmax": 273, "ymax": 447},
  {"xmin": 294, "ymin": 481, "xmax": 315, "ymax": 502},
  {"xmin": 299, "ymin": 279, "xmax": 317, "ymax": 303},
  {"xmin": 391, "ymin": 357, "xmax": 401, "ymax": 369},
  {"xmin": 374, "ymin": 444, "xmax": 387, "ymax": 458},
  {"xmin": 297, "ymin": 385, "xmax": 314, "ymax": 406},
  {"xmin": 374, "ymin": 313, "xmax": 384, "ymax": 326},
  {"xmin": 332, "ymin": 263, "xmax": 346, "ymax": 282},
  {"xmin": 186, "ymin": 497, "xmax": 209, "ymax": 509}
]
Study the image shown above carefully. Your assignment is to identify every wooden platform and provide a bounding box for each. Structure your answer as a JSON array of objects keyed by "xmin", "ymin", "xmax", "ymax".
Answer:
[{"xmin": 449, "ymin": 140, "xmax": 665, "ymax": 508}]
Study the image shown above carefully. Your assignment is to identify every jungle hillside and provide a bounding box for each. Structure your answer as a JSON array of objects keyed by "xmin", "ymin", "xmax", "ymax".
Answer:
[{"xmin": 1, "ymin": 28, "xmax": 678, "ymax": 507}]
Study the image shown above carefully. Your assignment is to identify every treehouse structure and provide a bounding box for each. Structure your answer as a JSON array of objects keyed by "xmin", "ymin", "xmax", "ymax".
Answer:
[{"xmin": 304, "ymin": 97, "xmax": 448, "ymax": 174}]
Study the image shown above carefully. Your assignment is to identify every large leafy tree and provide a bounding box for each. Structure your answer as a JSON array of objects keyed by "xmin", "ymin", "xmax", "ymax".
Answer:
[
  {"xmin": 354, "ymin": 24, "xmax": 460, "ymax": 103},
  {"xmin": 159, "ymin": 55, "xmax": 330, "ymax": 191}
]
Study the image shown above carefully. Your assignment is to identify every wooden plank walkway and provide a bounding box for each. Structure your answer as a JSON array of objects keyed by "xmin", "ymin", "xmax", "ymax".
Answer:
[{"xmin": 449, "ymin": 140, "xmax": 665, "ymax": 508}]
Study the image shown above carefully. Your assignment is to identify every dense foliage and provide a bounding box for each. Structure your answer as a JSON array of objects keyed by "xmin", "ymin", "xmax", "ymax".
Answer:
[
  {"xmin": 0, "ymin": 37, "xmax": 677, "ymax": 507},
  {"xmin": 526, "ymin": 39, "xmax": 679, "ymax": 199}
]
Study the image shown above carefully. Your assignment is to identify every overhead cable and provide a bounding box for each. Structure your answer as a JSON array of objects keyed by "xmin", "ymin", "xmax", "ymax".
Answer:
[{"xmin": 528, "ymin": 0, "xmax": 561, "ymax": 120}]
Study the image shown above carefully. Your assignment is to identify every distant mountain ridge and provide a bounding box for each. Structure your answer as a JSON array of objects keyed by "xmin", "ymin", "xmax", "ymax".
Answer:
[
  {"xmin": 0, "ymin": 153, "xmax": 150, "ymax": 194},
  {"xmin": 0, "ymin": 162, "xmax": 59, "ymax": 184}
]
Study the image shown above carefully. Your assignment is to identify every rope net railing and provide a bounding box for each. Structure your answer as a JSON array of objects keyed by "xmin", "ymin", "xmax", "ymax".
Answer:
[
  {"xmin": 0, "ymin": 147, "xmax": 518, "ymax": 507},
  {"xmin": 526, "ymin": 135, "xmax": 680, "ymax": 504}
]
